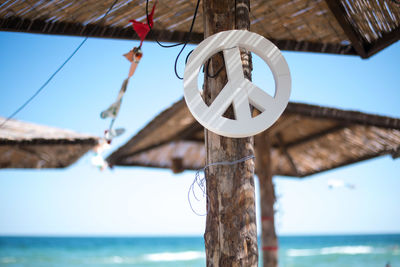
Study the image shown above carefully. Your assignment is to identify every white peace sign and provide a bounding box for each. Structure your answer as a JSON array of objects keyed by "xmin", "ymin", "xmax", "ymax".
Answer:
[{"xmin": 183, "ymin": 30, "xmax": 291, "ymax": 138}]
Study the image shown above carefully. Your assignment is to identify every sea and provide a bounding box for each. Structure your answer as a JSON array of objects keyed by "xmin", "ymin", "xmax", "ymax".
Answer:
[{"xmin": 0, "ymin": 234, "xmax": 399, "ymax": 266}]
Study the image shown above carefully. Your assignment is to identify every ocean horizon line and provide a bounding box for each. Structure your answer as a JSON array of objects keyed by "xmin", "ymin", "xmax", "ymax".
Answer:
[{"xmin": 1, "ymin": 232, "xmax": 399, "ymax": 238}]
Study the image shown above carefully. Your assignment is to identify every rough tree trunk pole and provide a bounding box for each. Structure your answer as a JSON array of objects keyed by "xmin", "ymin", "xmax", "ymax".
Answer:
[
  {"xmin": 254, "ymin": 131, "xmax": 278, "ymax": 267},
  {"xmin": 203, "ymin": 0, "xmax": 258, "ymax": 266}
]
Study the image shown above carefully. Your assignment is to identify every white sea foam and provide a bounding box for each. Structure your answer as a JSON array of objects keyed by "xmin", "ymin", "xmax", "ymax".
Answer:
[
  {"xmin": 88, "ymin": 255, "xmax": 141, "ymax": 264},
  {"xmin": 110, "ymin": 256, "xmax": 124, "ymax": 263},
  {"xmin": 145, "ymin": 251, "xmax": 205, "ymax": 262},
  {"xmin": 287, "ymin": 246, "xmax": 378, "ymax": 257},
  {"xmin": 87, "ymin": 251, "xmax": 205, "ymax": 264},
  {"xmin": 0, "ymin": 257, "xmax": 17, "ymax": 263}
]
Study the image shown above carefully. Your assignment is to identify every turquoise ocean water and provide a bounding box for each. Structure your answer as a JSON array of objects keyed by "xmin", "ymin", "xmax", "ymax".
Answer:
[{"xmin": 0, "ymin": 234, "xmax": 399, "ymax": 266}]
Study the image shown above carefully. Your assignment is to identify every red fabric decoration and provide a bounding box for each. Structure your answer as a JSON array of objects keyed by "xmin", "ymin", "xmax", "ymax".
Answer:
[
  {"xmin": 262, "ymin": 246, "xmax": 278, "ymax": 251},
  {"xmin": 129, "ymin": 1, "xmax": 157, "ymax": 47},
  {"xmin": 261, "ymin": 216, "xmax": 274, "ymax": 222}
]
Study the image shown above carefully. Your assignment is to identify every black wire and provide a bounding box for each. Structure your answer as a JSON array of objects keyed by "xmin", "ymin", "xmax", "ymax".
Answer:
[
  {"xmin": 145, "ymin": 0, "xmax": 184, "ymax": 48},
  {"xmin": 146, "ymin": 0, "xmax": 201, "ymax": 79},
  {"xmin": 174, "ymin": 43, "xmax": 189, "ymax": 79},
  {"xmin": 0, "ymin": 0, "xmax": 120, "ymax": 128},
  {"xmin": 185, "ymin": 49, "xmax": 194, "ymax": 64},
  {"xmin": 146, "ymin": 0, "xmax": 200, "ymax": 48}
]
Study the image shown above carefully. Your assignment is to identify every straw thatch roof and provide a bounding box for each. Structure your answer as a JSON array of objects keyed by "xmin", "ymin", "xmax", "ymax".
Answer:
[
  {"xmin": 106, "ymin": 99, "xmax": 400, "ymax": 177},
  {"xmin": 0, "ymin": 117, "xmax": 98, "ymax": 169},
  {"xmin": 0, "ymin": 0, "xmax": 399, "ymax": 58}
]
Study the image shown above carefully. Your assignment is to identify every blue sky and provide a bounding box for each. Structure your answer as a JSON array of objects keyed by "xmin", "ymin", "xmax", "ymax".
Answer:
[{"xmin": 0, "ymin": 31, "xmax": 399, "ymax": 236}]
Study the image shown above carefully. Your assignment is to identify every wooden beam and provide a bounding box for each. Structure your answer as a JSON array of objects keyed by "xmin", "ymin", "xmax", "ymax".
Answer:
[
  {"xmin": 366, "ymin": 26, "xmax": 400, "ymax": 58},
  {"xmin": 286, "ymin": 102, "xmax": 400, "ymax": 130},
  {"xmin": 0, "ymin": 17, "xmax": 356, "ymax": 55},
  {"xmin": 0, "ymin": 138, "xmax": 98, "ymax": 146},
  {"xmin": 116, "ymin": 155, "xmax": 297, "ymax": 177},
  {"xmin": 268, "ymin": 38, "xmax": 356, "ymax": 55},
  {"xmin": 0, "ymin": 17, "xmax": 203, "ymax": 44},
  {"xmin": 325, "ymin": 0, "xmax": 368, "ymax": 58},
  {"xmin": 276, "ymin": 132, "xmax": 300, "ymax": 176},
  {"xmin": 116, "ymin": 160, "xmax": 196, "ymax": 171}
]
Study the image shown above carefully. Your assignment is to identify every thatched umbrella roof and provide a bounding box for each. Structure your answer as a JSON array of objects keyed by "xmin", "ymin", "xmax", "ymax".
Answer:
[
  {"xmin": 0, "ymin": 117, "xmax": 98, "ymax": 169},
  {"xmin": 107, "ymin": 99, "xmax": 400, "ymax": 177},
  {"xmin": 0, "ymin": 0, "xmax": 399, "ymax": 58}
]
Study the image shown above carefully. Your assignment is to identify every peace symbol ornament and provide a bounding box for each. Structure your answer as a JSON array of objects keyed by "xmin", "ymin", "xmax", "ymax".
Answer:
[{"xmin": 183, "ymin": 30, "xmax": 291, "ymax": 138}]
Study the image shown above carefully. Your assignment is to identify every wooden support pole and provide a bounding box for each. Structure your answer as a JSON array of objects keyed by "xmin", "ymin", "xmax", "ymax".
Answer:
[
  {"xmin": 203, "ymin": 0, "xmax": 258, "ymax": 266},
  {"xmin": 255, "ymin": 131, "xmax": 278, "ymax": 267}
]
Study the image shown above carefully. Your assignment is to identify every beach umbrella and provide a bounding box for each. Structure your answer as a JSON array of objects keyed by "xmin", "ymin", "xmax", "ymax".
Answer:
[
  {"xmin": 0, "ymin": 117, "xmax": 98, "ymax": 169},
  {"xmin": 106, "ymin": 99, "xmax": 400, "ymax": 264},
  {"xmin": 1, "ymin": 0, "xmax": 398, "ymax": 58}
]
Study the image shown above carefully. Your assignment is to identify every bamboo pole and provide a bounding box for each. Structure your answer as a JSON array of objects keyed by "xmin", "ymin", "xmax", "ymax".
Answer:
[
  {"xmin": 203, "ymin": 0, "xmax": 258, "ymax": 266},
  {"xmin": 255, "ymin": 131, "xmax": 278, "ymax": 267}
]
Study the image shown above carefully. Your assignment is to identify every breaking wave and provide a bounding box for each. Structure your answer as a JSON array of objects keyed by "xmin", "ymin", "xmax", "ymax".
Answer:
[
  {"xmin": 286, "ymin": 246, "xmax": 382, "ymax": 257},
  {"xmin": 145, "ymin": 251, "xmax": 205, "ymax": 262},
  {"xmin": 85, "ymin": 251, "xmax": 205, "ymax": 264},
  {"xmin": 0, "ymin": 257, "xmax": 17, "ymax": 264}
]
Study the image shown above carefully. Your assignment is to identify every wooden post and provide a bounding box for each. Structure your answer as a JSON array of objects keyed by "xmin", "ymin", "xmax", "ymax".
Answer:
[
  {"xmin": 203, "ymin": 0, "xmax": 258, "ymax": 266},
  {"xmin": 254, "ymin": 131, "xmax": 278, "ymax": 267}
]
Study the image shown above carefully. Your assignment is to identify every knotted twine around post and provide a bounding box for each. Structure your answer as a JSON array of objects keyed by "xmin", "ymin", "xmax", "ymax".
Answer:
[{"xmin": 188, "ymin": 154, "xmax": 255, "ymax": 216}]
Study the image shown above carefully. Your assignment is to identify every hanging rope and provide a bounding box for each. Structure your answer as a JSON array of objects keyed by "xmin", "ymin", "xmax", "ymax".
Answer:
[
  {"xmin": 188, "ymin": 154, "xmax": 255, "ymax": 216},
  {"xmin": 0, "ymin": 0, "xmax": 119, "ymax": 129}
]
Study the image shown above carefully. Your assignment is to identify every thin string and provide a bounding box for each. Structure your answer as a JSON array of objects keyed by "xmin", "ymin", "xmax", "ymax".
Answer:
[
  {"xmin": 0, "ymin": 0, "xmax": 119, "ymax": 128},
  {"xmin": 0, "ymin": 39, "xmax": 88, "ymax": 128},
  {"xmin": 188, "ymin": 154, "xmax": 255, "ymax": 216},
  {"xmin": 108, "ymin": 117, "xmax": 116, "ymax": 132}
]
